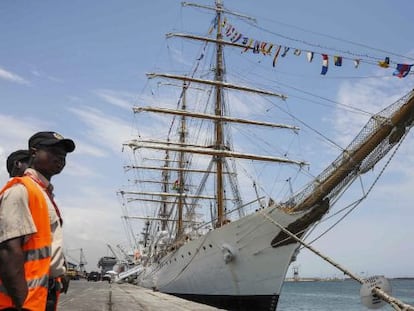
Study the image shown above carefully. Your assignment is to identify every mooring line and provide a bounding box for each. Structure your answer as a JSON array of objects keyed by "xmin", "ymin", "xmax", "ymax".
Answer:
[{"xmin": 259, "ymin": 210, "xmax": 414, "ymax": 311}]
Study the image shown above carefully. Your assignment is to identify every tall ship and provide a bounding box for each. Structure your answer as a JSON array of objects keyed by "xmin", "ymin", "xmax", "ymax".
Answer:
[{"xmin": 118, "ymin": 1, "xmax": 414, "ymax": 310}]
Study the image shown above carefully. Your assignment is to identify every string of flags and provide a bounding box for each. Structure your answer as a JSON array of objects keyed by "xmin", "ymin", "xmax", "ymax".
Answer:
[{"xmin": 222, "ymin": 19, "xmax": 412, "ymax": 78}]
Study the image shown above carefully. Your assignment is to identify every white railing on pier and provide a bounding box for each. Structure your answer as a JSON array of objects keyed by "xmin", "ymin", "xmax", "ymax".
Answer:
[{"xmin": 115, "ymin": 265, "xmax": 143, "ymax": 283}]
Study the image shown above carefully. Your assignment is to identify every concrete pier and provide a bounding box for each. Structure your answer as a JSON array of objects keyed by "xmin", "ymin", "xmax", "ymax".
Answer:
[{"xmin": 58, "ymin": 279, "xmax": 225, "ymax": 311}]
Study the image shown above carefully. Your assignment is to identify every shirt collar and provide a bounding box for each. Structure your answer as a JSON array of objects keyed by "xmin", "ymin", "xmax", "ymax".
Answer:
[{"xmin": 24, "ymin": 168, "xmax": 51, "ymax": 190}]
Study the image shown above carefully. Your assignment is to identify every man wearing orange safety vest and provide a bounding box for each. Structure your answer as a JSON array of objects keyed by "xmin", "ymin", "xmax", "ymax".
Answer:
[{"xmin": 0, "ymin": 131, "xmax": 75, "ymax": 311}]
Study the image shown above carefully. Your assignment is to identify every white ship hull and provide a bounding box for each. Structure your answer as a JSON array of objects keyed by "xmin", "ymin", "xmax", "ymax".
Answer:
[{"xmin": 136, "ymin": 206, "xmax": 309, "ymax": 311}]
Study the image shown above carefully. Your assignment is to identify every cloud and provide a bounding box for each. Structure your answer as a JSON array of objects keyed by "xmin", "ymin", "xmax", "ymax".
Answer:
[
  {"xmin": 94, "ymin": 89, "xmax": 136, "ymax": 111},
  {"xmin": 31, "ymin": 69, "xmax": 63, "ymax": 83},
  {"xmin": 333, "ymin": 75, "xmax": 412, "ymax": 147},
  {"xmin": 0, "ymin": 115, "xmax": 40, "ymax": 144},
  {"xmin": 60, "ymin": 184, "xmax": 127, "ymax": 271},
  {"xmin": 0, "ymin": 114, "xmax": 49, "ymax": 184},
  {"xmin": 0, "ymin": 67, "xmax": 30, "ymax": 85},
  {"xmin": 67, "ymin": 106, "xmax": 134, "ymax": 154},
  {"xmin": 0, "ymin": 111, "xmax": 108, "ymax": 182},
  {"xmin": 69, "ymin": 139, "xmax": 107, "ymax": 158},
  {"xmin": 166, "ymin": 46, "xmax": 194, "ymax": 67},
  {"xmin": 63, "ymin": 160, "xmax": 98, "ymax": 178}
]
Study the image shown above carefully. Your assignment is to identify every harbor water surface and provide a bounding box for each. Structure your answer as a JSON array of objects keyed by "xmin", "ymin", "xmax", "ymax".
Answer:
[{"xmin": 277, "ymin": 279, "xmax": 414, "ymax": 310}]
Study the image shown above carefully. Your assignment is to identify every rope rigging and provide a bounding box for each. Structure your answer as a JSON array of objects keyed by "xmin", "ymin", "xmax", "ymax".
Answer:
[{"xmin": 300, "ymin": 129, "xmax": 409, "ymax": 248}]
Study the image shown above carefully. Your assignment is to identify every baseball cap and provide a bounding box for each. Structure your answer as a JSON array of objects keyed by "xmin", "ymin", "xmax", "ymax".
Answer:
[
  {"xmin": 6, "ymin": 149, "xmax": 31, "ymax": 175},
  {"xmin": 29, "ymin": 131, "xmax": 75, "ymax": 153}
]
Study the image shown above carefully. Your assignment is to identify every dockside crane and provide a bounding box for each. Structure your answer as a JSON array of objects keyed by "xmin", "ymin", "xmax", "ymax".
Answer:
[
  {"xmin": 65, "ymin": 248, "xmax": 87, "ymax": 273},
  {"xmin": 64, "ymin": 248, "xmax": 88, "ymax": 280}
]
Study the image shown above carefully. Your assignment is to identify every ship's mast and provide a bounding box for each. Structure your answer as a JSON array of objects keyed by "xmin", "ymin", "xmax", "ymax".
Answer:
[
  {"xmin": 127, "ymin": 1, "xmax": 302, "ymax": 233},
  {"xmin": 142, "ymin": 220, "xmax": 150, "ymax": 248},
  {"xmin": 160, "ymin": 149, "xmax": 170, "ymax": 231},
  {"xmin": 177, "ymin": 83, "xmax": 188, "ymax": 236},
  {"xmin": 214, "ymin": 0, "xmax": 225, "ymax": 228}
]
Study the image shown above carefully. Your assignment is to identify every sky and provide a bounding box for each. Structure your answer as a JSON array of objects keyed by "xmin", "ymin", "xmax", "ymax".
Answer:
[{"xmin": 0, "ymin": 0, "xmax": 413, "ymax": 280}]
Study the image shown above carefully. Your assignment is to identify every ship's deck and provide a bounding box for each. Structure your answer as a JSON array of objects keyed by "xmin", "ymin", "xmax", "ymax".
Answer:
[{"xmin": 58, "ymin": 279, "xmax": 225, "ymax": 310}]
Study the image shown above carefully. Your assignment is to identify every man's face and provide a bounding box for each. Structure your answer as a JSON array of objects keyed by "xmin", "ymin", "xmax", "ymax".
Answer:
[
  {"xmin": 32, "ymin": 144, "xmax": 67, "ymax": 177},
  {"xmin": 10, "ymin": 160, "xmax": 29, "ymax": 177}
]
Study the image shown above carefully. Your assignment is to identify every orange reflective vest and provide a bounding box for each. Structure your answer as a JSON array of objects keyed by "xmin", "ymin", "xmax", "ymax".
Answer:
[{"xmin": 0, "ymin": 176, "xmax": 52, "ymax": 311}]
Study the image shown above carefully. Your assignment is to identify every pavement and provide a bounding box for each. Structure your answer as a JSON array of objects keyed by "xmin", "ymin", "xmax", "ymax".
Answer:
[{"xmin": 58, "ymin": 279, "xmax": 225, "ymax": 311}]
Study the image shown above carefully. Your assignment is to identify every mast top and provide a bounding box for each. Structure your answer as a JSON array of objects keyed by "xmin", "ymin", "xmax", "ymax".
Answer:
[{"xmin": 181, "ymin": 1, "xmax": 256, "ymax": 23}]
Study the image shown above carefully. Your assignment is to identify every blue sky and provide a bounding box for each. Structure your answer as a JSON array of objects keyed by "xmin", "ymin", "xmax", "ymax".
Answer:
[{"xmin": 1, "ymin": 0, "xmax": 413, "ymax": 279}]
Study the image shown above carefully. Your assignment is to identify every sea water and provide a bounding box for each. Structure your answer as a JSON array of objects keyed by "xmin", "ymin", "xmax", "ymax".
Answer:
[{"xmin": 277, "ymin": 279, "xmax": 414, "ymax": 310}]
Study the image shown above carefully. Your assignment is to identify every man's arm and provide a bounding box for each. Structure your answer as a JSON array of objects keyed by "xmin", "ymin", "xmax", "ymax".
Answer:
[{"xmin": 0, "ymin": 236, "xmax": 28, "ymax": 309}]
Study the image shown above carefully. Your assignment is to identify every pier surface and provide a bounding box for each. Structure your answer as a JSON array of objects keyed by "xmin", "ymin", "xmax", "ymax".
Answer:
[{"xmin": 58, "ymin": 279, "xmax": 225, "ymax": 310}]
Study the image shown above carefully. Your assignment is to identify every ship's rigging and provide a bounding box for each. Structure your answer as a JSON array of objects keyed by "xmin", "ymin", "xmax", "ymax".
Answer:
[
  {"xmin": 117, "ymin": 0, "xmax": 414, "ymax": 251},
  {"xmin": 118, "ymin": 0, "xmax": 414, "ymax": 263},
  {"xmin": 117, "ymin": 1, "xmax": 414, "ymax": 310}
]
